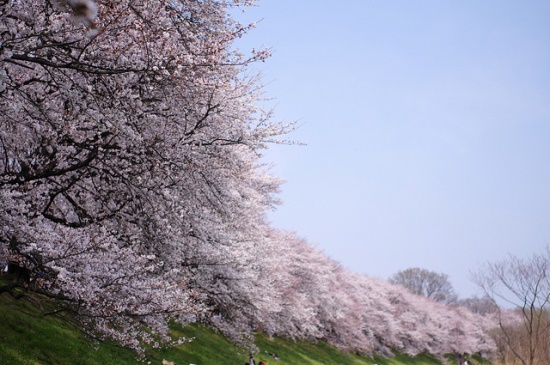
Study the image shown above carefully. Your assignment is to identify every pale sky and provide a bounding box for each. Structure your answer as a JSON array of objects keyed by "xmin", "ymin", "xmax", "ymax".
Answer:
[{"xmin": 235, "ymin": 1, "xmax": 550, "ymax": 298}]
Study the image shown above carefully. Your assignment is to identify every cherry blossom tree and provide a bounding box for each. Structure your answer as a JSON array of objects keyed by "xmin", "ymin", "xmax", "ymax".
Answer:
[{"xmin": 0, "ymin": 0, "xmax": 288, "ymax": 351}]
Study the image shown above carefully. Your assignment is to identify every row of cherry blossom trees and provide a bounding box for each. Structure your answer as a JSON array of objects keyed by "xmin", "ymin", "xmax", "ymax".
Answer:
[
  {"xmin": 1, "ymin": 0, "xmax": 497, "ymax": 358},
  {"xmin": 249, "ymin": 230, "xmax": 497, "ymax": 358}
]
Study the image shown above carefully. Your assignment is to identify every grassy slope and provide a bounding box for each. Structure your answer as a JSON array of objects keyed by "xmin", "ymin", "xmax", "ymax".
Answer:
[{"xmin": 0, "ymin": 281, "xmax": 484, "ymax": 365}]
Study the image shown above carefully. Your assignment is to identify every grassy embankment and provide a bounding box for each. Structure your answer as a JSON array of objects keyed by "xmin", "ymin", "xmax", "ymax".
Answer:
[{"xmin": 0, "ymin": 278, "xmax": 488, "ymax": 365}]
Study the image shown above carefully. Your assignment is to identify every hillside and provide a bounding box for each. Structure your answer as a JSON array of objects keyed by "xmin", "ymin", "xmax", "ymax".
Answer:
[{"xmin": 0, "ymin": 286, "xmax": 487, "ymax": 365}]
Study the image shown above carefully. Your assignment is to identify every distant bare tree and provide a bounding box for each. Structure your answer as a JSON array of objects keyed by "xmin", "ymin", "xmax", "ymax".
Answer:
[
  {"xmin": 458, "ymin": 295, "xmax": 499, "ymax": 316},
  {"xmin": 472, "ymin": 247, "xmax": 550, "ymax": 365},
  {"xmin": 389, "ymin": 267, "xmax": 458, "ymax": 304}
]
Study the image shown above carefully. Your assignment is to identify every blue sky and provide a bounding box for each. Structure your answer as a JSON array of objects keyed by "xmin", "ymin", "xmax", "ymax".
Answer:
[{"xmin": 235, "ymin": 1, "xmax": 550, "ymax": 298}]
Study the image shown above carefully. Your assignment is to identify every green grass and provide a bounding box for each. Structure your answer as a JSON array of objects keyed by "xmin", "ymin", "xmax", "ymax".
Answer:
[
  {"xmin": 253, "ymin": 335, "xmax": 445, "ymax": 365},
  {"xmin": 0, "ymin": 284, "xmax": 138, "ymax": 365},
  {"xmin": 0, "ymin": 279, "xmax": 487, "ymax": 365}
]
